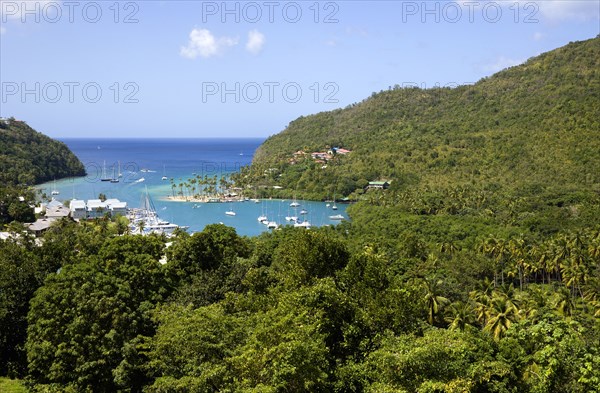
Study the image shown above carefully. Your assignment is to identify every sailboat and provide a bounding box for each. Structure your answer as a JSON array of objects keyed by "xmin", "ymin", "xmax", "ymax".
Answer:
[
  {"xmin": 110, "ymin": 164, "xmax": 119, "ymax": 183},
  {"xmin": 117, "ymin": 161, "xmax": 123, "ymax": 178},
  {"xmin": 294, "ymin": 220, "xmax": 311, "ymax": 228},
  {"xmin": 161, "ymin": 165, "xmax": 168, "ymax": 181},
  {"xmin": 225, "ymin": 204, "xmax": 236, "ymax": 216},
  {"xmin": 129, "ymin": 186, "xmax": 188, "ymax": 234},
  {"xmin": 331, "ymin": 194, "xmax": 338, "ymax": 210},
  {"xmin": 100, "ymin": 160, "xmax": 112, "ymax": 181},
  {"xmin": 290, "ymin": 194, "xmax": 300, "ymax": 207},
  {"xmin": 51, "ymin": 179, "xmax": 60, "ymax": 195}
]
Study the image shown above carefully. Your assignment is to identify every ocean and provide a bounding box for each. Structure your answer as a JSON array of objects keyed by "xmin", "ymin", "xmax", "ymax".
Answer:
[{"xmin": 39, "ymin": 138, "xmax": 348, "ymax": 236}]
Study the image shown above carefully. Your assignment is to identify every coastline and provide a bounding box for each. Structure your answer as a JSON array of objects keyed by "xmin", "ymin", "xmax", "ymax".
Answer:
[{"xmin": 161, "ymin": 195, "xmax": 248, "ymax": 203}]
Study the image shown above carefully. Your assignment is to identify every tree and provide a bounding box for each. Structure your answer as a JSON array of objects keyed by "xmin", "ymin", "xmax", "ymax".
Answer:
[
  {"xmin": 0, "ymin": 240, "xmax": 40, "ymax": 377},
  {"xmin": 362, "ymin": 329, "xmax": 510, "ymax": 392},
  {"xmin": 484, "ymin": 296, "xmax": 519, "ymax": 340},
  {"xmin": 166, "ymin": 224, "xmax": 250, "ymax": 281},
  {"xmin": 503, "ymin": 314, "xmax": 600, "ymax": 393},
  {"xmin": 420, "ymin": 278, "xmax": 450, "ymax": 325},
  {"xmin": 445, "ymin": 301, "xmax": 476, "ymax": 331},
  {"xmin": 26, "ymin": 235, "xmax": 168, "ymax": 392},
  {"xmin": 147, "ymin": 304, "xmax": 244, "ymax": 391},
  {"xmin": 271, "ymin": 229, "xmax": 350, "ymax": 288}
]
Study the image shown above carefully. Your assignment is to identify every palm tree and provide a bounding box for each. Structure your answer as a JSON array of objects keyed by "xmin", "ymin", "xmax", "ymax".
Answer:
[
  {"xmin": 438, "ymin": 241, "xmax": 460, "ymax": 255},
  {"xmin": 549, "ymin": 235, "xmax": 570, "ymax": 283},
  {"xmin": 445, "ymin": 301, "xmax": 476, "ymax": 331},
  {"xmin": 481, "ymin": 236, "xmax": 510, "ymax": 287},
  {"xmin": 583, "ymin": 277, "xmax": 600, "ymax": 317},
  {"xmin": 136, "ymin": 220, "xmax": 145, "ymax": 235},
  {"xmin": 494, "ymin": 283, "xmax": 521, "ymax": 311},
  {"xmin": 508, "ymin": 235, "xmax": 529, "ymax": 290},
  {"xmin": 588, "ymin": 229, "xmax": 600, "ymax": 261},
  {"xmin": 484, "ymin": 296, "xmax": 519, "ymax": 340},
  {"xmin": 468, "ymin": 278, "xmax": 494, "ymax": 327},
  {"xmin": 421, "ymin": 278, "xmax": 450, "ymax": 325},
  {"xmin": 553, "ymin": 286, "xmax": 575, "ymax": 318}
]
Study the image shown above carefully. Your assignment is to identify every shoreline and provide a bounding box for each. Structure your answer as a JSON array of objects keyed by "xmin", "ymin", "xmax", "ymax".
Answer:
[{"xmin": 161, "ymin": 195, "xmax": 250, "ymax": 203}]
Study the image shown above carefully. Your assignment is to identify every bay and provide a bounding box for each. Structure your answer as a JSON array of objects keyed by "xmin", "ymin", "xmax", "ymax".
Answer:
[{"xmin": 38, "ymin": 138, "xmax": 349, "ymax": 236}]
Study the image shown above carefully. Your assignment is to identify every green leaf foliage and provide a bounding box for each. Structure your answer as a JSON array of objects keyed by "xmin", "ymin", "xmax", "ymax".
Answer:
[{"xmin": 0, "ymin": 119, "xmax": 85, "ymax": 185}]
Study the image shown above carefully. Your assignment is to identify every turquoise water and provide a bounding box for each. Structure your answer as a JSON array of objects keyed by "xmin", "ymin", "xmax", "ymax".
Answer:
[{"xmin": 39, "ymin": 139, "xmax": 349, "ymax": 236}]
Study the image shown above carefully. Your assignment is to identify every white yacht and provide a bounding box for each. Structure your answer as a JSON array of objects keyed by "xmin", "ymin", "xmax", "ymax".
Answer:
[
  {"xmin": 294, "ymin": 220, "xmax": 311, "ymax": 228},
  {"xmin": 329, "ymin": 214, "xmax": 344, "ymax": 220},
  {"xmin": 129, "ymin": 187, "xmax": 188, "ymax": 235},
  {"xmin": 100, "ymin": 160, "xmax": 112, "ymax": 181},
  {"xmin": 290, "ymin": 194, "xmax": 300, "ymax": 207},
  {"xmin": 51, "ymin": 179, "xmax": 60, "ymax": 195},
  {"xmin": 161, "ymin": 165, "xmax": 168, "ymax": 180}
]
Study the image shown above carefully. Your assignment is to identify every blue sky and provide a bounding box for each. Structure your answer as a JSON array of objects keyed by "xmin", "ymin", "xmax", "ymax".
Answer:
[{"xmin": 1, "ymin": 0, "xmax": 599, "ymax": 138}]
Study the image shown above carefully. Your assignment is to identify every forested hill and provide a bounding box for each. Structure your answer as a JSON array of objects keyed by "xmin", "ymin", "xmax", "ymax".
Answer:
[
  {"xmin": 246, "ymin": 37, "xmax": 600, "ymax": 199},
  {"xmin": 0, "ymin": 119, "xmax": 85, "ymax": 185}
]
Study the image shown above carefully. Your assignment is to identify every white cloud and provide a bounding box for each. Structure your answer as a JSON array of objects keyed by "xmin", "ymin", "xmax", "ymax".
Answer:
[
  {"xmin": 245, "ymin": 29, "xmax": 265, "ymax": 55},
  {"xmin": 345, "ymin": 26, "xmax": 368, "ymax": 37},
  {"xmin": 180, "ymin": 28, "xmax": 238, "ymax": 59},
  {"xmin": 481, "ymin": 56, "xmax": 525, "ymax": 73},
  {"xmin": 537, "ymin": 0, "xmax": 600, "ymax": 21},
  {"xmin": 533, "ymin": 32, "xmax": 544, "ymax": 41}
]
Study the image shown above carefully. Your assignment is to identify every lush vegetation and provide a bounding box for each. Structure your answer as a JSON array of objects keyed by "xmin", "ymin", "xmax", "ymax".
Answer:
[
  {"xmin": 0, "ymin": 185, "xmax": 36, "ymax": 227},
  {"xmin": 0, "ymin": 38, "xmax": 598, "ymax": 392},
  {"xmin": 0, "ymin": 119, "xmax": 85, "ymax": 185},
  {"xmin": 233, "ymin": 37, "xmax": 600, "ymax": 201},
  {"xmin": 0, "ymin": 377, "xmax": 27, "ymax": 393},
  {"xmin": 0, "ymin": 220, "xmax": 598, "ymax": 392}
]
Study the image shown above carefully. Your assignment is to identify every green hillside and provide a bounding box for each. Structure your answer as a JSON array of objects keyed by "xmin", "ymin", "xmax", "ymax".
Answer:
[
  {"xmin": 0, "ymin": 119, "xmax": 86, "ymax": 185},
  {"xmin": 239, "ymin": 37, "xmax": 600, "ymax": 199}
]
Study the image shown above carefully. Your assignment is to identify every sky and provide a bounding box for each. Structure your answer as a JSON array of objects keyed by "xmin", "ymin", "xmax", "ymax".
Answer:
[{"xmin": 0, "ymin": 0, "xmax": 599, "ymax": 138}]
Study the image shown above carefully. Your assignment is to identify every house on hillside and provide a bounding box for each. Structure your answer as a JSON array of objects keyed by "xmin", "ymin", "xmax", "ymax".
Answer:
[
  {"xmin": 28, "ymin": 199, "xmax": 74, "ymax": 236},
  {"xmin": 28, "ymin": 218, "xmax": 55, "ymax": 237},
  {"xmin": 367, "ymin": 181, "xmax": 390, "ymax": 190},
  {"xmin": 328, "ymin": 147, "xmax": 352, "ymax": 155},
  {"xmin": 44, "ymin": 199, "xmax": 71, "ymax": 219}
]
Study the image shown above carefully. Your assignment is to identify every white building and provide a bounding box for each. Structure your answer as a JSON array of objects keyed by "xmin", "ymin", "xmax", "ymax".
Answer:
[
  {"xmin": 68, "ymin": 199, "xmax": 129, "ymax": 219},
  {"xmin": 69, "ymin": 199, "xmax": 87, "ymax": 220},
  {"xmin": 86, "ymin": 199, "xmax": 108, "ymax": 219},
  {"xmin": 105, "ymin": 199, "xmax": 127, "ymax": 216}
]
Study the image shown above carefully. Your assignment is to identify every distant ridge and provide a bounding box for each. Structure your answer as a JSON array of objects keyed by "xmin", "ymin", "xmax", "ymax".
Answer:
[
  {"xmin": 0, "ymin": 119, "xmax": 86, "ymax": 185},
  {"xmin": 244, "ymin": 37, "xmax": 600, "ymax": 198}
]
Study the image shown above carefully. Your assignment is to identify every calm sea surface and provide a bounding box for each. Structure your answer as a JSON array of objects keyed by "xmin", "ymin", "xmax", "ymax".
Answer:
[{"xmin": 38, "ymin": 138, "xmax": 348, "ymax": 236}]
